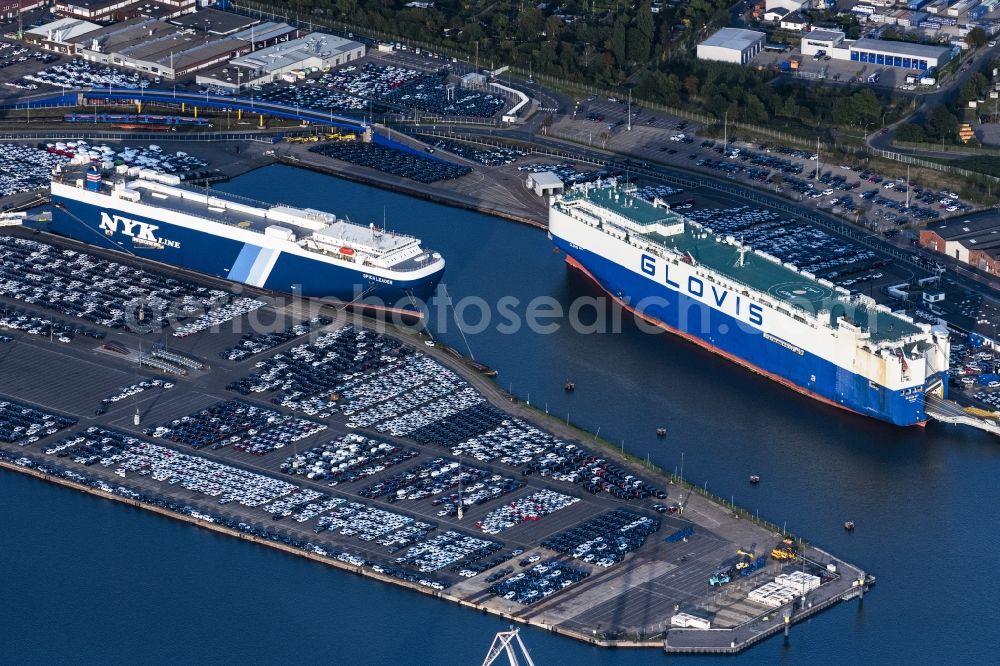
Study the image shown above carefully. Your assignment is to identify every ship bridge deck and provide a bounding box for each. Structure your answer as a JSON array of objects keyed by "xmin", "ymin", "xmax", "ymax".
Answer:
[{"xmin": 561, "ymin": 188, "xmax": 923, "ymax": 344}]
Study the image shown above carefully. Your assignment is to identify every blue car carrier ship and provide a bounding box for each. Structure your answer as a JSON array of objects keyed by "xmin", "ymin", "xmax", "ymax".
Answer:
[
  {"xmin": 549, "ymin": 184, "xmax": 951, "ymax": 426},
  {"xmin": 47, "ymin": 164, "xmax": 445, "ymax": 306}
]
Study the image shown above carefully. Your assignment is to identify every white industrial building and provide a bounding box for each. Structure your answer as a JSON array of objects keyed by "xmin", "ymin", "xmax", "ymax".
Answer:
[
  {"xmin": 696, "ymin": 28, "xmax": 766, "ymax": 65},
  {"xmin": 227, "ymin": 32, "xmax": 365, "ymax": 86},
  {"xmin": 526, "ymin": 171, "xmax": 564, "ymax": 197},
  {"xmin": 799, "ymin": 33, "xmax": 951, "ymax": 71},
  {"xmin": 763, "ymin": 7, "xmax": 789, "ymax": 22},
  {"xmin": 24, "ymin": 17, "xmax": 101, "ymax": 54},
  {"xmin": 765, "ymin": 0, "xmax": 805, "ymax": 13},
  {"xmin": 779, "ymin": 11, "xmax": 810, "ymax": 31},
  {"xmin": 848, "ymin": 38, "xmax": 951, "ymax": 71},
  {"xmin": 800, "ymin": 29, "xmax": 851, "ymax": 59}
]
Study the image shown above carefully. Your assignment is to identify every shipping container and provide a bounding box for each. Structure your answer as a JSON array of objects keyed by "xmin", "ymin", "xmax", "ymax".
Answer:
[{"xmin": 671, "ymin": 612, "xmax": 712, "ymax": 629}]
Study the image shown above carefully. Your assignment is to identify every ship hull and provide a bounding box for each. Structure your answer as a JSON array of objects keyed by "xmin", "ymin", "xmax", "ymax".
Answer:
[
  {"xmin": 48, "ymin": 194, "xmax": 443, "ymax": 306},
  {"xmin": 552, "ymin": 236, "xmax": 927, "ymax": 426}
]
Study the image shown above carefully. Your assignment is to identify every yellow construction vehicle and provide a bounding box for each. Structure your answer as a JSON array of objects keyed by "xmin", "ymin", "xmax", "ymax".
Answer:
[{"xmin": 770, "ymin": 538, "xmax": 797, "ymax": 560}]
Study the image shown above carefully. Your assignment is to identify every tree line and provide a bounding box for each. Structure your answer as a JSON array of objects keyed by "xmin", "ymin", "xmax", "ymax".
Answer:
[{"xmin": 256, "ymin": 0, "xmax": 908, "ymax": 132}]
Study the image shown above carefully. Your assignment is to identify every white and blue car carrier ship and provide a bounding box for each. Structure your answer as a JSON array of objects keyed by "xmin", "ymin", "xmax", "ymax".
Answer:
[
  {"xmin": 549, "ymin": 184, "xmax": 951, "ymax": 426},
  {"xmin": 47, "ymin": 165, "xmax": 445, "ymax": 306}
]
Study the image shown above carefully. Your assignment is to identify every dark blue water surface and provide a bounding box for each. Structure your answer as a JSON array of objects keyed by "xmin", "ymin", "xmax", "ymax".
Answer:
[{"xmin": 3, "ymin": 165, "xmax": 998, "ymax": 664}]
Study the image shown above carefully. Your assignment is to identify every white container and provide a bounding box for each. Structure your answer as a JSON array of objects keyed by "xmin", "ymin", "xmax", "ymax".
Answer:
[
  {"xmin": 671, "ymin": 613, "xmax": 711, "ymax": 629},
  {"xmin": 265, "ymin": 225, "xmax": 295, "ymax": 241}
]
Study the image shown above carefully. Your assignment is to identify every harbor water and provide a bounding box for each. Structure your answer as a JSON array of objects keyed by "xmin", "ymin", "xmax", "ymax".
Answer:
[{"xmin": 3, "ymin": 165, "xmax": 998, "ymax": 664}]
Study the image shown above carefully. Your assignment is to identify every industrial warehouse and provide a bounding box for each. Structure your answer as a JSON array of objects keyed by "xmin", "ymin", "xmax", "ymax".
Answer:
[
  {"xmin": 222, "ymin": 33, "xmax": 366, "ymax": 87},
  {"xmin": 67, "ymin": 15, "xmax": 255, "ymax": 79},
  {"xmin": 921, "ymin": 216, "xmax": 1000, "ymax": 276},
  {"xmin": 799, "ymin": 31, "xmax": 952, "ymax": 71},
  {"xmin": 696, "ymin": 28, "xmax": 766, "ymax": 64}
]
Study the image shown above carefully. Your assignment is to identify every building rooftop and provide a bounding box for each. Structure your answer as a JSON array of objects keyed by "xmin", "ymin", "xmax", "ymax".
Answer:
[
  {"xmin": 230, "ymin": 32, "xmax": 363, "ymax": 72},
  {"xmin": 806, "ymin": 29, "xmax": 845, "ymax": 42},
  {"xmin": 135, "ymin": 3, "xmax": 178, "ymax": 20},
  {"xmin": 850, "ymin": 37, "xmax": 950, "ymax": 58},
  {"xmin": 528, "ymin": 171, "xmax": 564, "ymax": 188},
  {"xmin": 231, "ymin": 21, "xmax": 296, "ymax": 44},
  {"xmin": 170, "ymin": 7, "xmax": 258, "ymax": 35},
  {"xmin": 961, "ymin": 235, "xmax": 1000, "ymax": 252},
  {"xmin": 57, "ymin": 0, "xmax": 129, "ymax": 11},
  {"xmin": 926, "ymin": 216, "xmax": 1000, "ymax": 241},
  {"xmin": 164, "ymin": 37, "xmax": 246, "ymax": 71},
  {"xmin": 71, "ymin": 17, "xmax": 246, "ymax": 70},
  {"xmin": 699, "ymin": 28, "xmax": 766, "ymax": 51},
  {"xmin": 70, "ymin": 17, "xmax": 164, "ymax": 50},
  {"xmin": 27, "ymin": 17, "xmax": 101, "ymax": 42}
]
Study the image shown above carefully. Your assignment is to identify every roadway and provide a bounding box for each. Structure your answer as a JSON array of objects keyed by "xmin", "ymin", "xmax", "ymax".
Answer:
[
  {"xmin": 84, "ymin": 88, "xmax": 369, "ymax": 132},
  {"xmin": 867, "ymin": 42, "xmax": 1000, "ymax": 154}
]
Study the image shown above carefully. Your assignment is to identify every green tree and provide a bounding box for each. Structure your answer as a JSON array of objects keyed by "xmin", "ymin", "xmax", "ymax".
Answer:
[
  {"xmin": 779, "ymin": 96, "xmax": 799, "ymax": 119},
  {"xmin": 926, "ymin": 104, "xmax": 959, "ymax": 140},
  {"xmin": 632, "ymin": 1, "xmax": 655, "ymax": 62},
  {"xmin": 852, "ymin": 89, "xmax": 880, "ymax": 126},
  {"xmin": 683, "ymin": 74, "xmax": 700, "ymax": 98},
  {"xmin": 831, "ymin": 96, "xmax": 857, "ymax": 125},
  {"xmin": 627, "ymin": 27, "xmax": 648, "ymax": 64},
  {"xmin": 895, "ymin": 123, "xmax": 926, "ymax": 142},
  {"xmin": 967, "ymin": 27, "xmax": 988, "ymax": 49},
  {"xmin": 544, "ymin": 15, "xmax": 563, "ymax": 42},
  {"xmin": 744, "ymin": 94, "xmax": 768, "ymax": 123},
  {"xmin": 610, "ymin": 16, "xmax": 627, "ymax": 66},
  {"xmin": 516, "ymin": 7, "xmax": 544, "ymax": 41}
]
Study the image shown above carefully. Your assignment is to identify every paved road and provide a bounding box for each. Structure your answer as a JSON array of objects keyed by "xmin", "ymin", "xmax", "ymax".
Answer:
[{"xmin": 868, "ymin": 42, "xmax": 1000, "ymax": 153}]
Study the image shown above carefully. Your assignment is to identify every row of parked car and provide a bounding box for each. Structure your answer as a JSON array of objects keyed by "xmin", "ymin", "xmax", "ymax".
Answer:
[
  {"xmin": 394, "ymin": 530, "xmax": 500, "ymax": 573},
  {"xmin": 279, "ymin": 433, "xmax": 420, "ymax": 486},
  {"xmin": 230, "ymin": 326, "xmax": 404, "ymax": 411},
  {"xmin": 6, "ymin": 449, "xmax": 449, "ymax": 590},
  {"xmin": 339, "ymin": 353, "xmax": 465, "ymax": 427},
  {"xmin": 0, "ymin": 306, "xmax": 106, "ymax": 344},
  {"xmin": 94, "ymin": 378, "xmax": 173, "ymax": 416},
  {"xmin": 261, "ymin": 487, "xmax": 324, "ymax": 518},
  {"xmin": 220, "ymin": 318, "xmax": 333, "ymax": 362},
  {"xmin": 517, "ymin": 162, "xmax": 622, "ymax": 186},
  {"xmin": 21, "ymin": 58, "xmax": 153, "ymax": 90},
  {"xmin": 475, "ymin": 489, "xmax": 579, "ymax": 535},
  {"xmin": 323, "ymin": 63, "xmax": 505, "ymax": 117},
  {"xmin": 489, "ymin": 558, "xmax": 591, "ymax": 605},
  {"xmin": 542, "ymin": 509, "xmax": 659, "ymax": 568},
  {"xmin": 687, "ymin": 206, "xmax": 878, "ymax": 279},
  {"xmin": 0, "ymin": 399, "xmax": 76, "ymax": 446},
  {"xmin": 0, "ymin": 236, "xmax": 248, "ymax": 334},
  {"xmin": 0, "ymin": 143, "xmax": 69, "ymax": 198},
  {"xmin": 171, "ymin": 298, "xmax": 267, "ymax": 338},
  {"xmin": 48, "ymin": 427, "xmax": 300, "ymax": 505},
  {"xmin": 361, "ymin": 457, "xmax": 484, "ymax": 501},
  {"xmin": 310, "ymin": 142, "xmax": 471, "ymax": 183},
  {"xmin": 421, "ymin": 135, "xmax": 526, "ymax": 165},
  {"xmin": 145, "ymin": 399, "xmax": 323, "ymax": 454}
]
